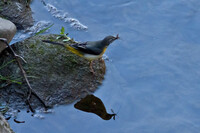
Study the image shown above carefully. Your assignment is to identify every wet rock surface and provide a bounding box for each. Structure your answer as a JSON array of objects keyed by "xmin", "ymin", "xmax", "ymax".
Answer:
[
  {"xmin": 0, "ymin": 34, "xmax": 106, "ymax": 110},
  {"xmin": 0, "ymin": 0, "xmax": 33, "ymax": 30},
  {"xmin": 0, "ymin": 18, "xmax": 16, "ymax": 53},
  {"xmin": 0, "ymin": 113, "xmax": 13, "ymax": 133}
]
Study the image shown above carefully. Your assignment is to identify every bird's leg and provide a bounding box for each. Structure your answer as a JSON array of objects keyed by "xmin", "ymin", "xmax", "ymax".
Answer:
[{"xmin": 89, "ymin": 60, "xmax": 95, "ymax": 75}]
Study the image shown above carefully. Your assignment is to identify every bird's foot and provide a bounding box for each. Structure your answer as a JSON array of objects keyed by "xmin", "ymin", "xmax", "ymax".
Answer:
[
  {"xmin": 90, "ymin": 68, "xmax": 95, "ymax": 75},
  {"xmin": 99, "ymin": 58, "xmax": 104, "ymax": 63}
]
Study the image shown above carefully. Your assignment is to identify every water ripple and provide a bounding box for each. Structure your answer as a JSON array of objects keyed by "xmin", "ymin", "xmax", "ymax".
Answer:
[{"xmin": 46, "ymin": 4, "xmax": 88, "ymax": 30}]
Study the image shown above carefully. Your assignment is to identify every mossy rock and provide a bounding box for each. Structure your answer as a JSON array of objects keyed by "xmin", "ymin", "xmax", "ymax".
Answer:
[
  {"xmin": 0, "ymin": 34, "xmax": 106, "ymax": 110},
  {"xmin": 0, "ymin": 0, "xmax": 33, "ymax": 29}
]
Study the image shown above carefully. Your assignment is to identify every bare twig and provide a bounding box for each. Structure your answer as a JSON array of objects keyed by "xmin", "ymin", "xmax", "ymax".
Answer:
[
  {"xmin": 0, "ymin": 38, "xmax": 48, "ymax": 112},
  {"xmin": 14, "ymin": 119, "xmax": 25, "ymax": 123}
]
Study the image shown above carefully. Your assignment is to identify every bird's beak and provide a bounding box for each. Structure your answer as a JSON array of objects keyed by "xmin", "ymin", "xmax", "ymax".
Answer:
[{"xmin": 115, "ymin": 34, "xmax": 120, "ymax": 40}]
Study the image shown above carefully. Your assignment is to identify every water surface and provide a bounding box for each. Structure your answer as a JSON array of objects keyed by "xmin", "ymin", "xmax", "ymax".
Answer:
[{"xmin": 9, "ymin": 0, "xmax": 200, "ymax": 133}]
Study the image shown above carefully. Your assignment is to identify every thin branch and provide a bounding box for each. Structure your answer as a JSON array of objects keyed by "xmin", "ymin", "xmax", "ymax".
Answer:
[{"xmin": 0, "ymin": 38, "xmax": 48, "ymax": 112}]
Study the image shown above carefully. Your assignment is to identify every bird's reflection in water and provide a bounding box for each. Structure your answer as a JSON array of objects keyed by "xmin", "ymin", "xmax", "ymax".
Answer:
[{"xmin": 74, "ymin": 94, "xmax": 116, "ymax": 120}]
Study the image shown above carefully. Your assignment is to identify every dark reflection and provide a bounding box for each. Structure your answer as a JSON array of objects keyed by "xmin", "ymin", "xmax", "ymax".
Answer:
[
  {"xmin": 74, "ymin": 95, "xmax": 116, "ymax": 120},
  {"xmin": 14, "ymin": 119, "xmax": 25, "ymax": 124}
]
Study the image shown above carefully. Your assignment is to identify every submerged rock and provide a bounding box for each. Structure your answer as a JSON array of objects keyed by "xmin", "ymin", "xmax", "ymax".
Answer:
[
  {"xmin": 0, "ymin": 18, "xmax": 16, "ymax": 53},
  {"xmin": 0, "ymin": 0, "xmax": 33, "ymax": 29},
  {"xmin": 0, "ymin": 34, "xmax": 106, "ymax": 110}
]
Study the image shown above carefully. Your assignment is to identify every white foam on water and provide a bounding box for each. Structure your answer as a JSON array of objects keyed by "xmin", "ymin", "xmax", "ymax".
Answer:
[
  {"xmin": 13, "ymin": 21, "xmax": 52, "ymax": 43},
  {"xmin": 25, "ymin": 21, "xmax": 52, "ymax": 35},
  {"xmin": 45, "ymin": 4, "xmax": 88, "ymax": 30}
]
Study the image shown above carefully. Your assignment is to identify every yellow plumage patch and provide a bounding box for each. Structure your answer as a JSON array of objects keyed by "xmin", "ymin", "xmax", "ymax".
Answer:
[
  {"xmin": 66, "ymin": 45, "xmax": 84, "ymax": 57},
  {"xmin": 65, "ymin": 45, "xmax": 107, "ymax": 60},
  {"xmin": 101, "ymin": 47, "xmax": 107, "ymax": 55}
]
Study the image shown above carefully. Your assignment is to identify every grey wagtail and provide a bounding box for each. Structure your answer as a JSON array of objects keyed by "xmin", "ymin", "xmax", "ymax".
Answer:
[{"xmin": 42, "ymin": 34, "xmax": 119, "ymax": 73}]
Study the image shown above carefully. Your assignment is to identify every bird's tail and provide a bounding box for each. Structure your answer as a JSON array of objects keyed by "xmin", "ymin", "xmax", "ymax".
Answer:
[{"xmin": 42, "ymin": 40, "xmax": 66, "ymax": 47}]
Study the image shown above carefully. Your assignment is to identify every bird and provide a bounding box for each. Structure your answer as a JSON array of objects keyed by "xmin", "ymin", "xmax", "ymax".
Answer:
[{"xmin": 42, "ymin": 34, "xmax": 119, "ymax": 74}]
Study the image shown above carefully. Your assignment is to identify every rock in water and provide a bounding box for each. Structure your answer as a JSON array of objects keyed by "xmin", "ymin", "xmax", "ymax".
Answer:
[
  {"xmin": 0, "ymin": 34, "xmax": 106, "ymax": 110},
  {"xmin": 0, "ymin": 18, "xmax": 16, "ymax": 53},
  {"xmin": 0, "ymin": 113, "xmax": 13, "ymax": 133},
  {"xmin": 0, "ymin": 0, "xmax": 33, "ymax": 30}
]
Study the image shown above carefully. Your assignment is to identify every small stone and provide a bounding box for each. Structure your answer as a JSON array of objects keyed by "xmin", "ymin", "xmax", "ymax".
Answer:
[{"xmin": 0, "ymin": 18, "xmax": 16, "ymax": 53}]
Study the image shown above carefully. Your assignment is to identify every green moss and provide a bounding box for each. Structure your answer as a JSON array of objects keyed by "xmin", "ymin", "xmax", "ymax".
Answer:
[{"xmin": 29, "ymin": 43, "xmax": 36, "ymax": 48}]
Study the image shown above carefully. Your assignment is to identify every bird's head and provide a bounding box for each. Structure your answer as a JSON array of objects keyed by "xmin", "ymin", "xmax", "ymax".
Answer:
[{"xmin": 103, "ymin": 34, "xmax": 119, "ymax": 46}]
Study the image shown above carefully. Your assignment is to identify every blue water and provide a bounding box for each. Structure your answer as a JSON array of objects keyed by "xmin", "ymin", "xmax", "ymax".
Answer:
[{"xmin": 9, "ymin": 0, "xmax": 200, "ymax": 133}]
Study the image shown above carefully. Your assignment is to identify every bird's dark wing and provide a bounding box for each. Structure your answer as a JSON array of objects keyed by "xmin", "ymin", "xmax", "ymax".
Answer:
[{"xmin": 69, "ymin": 42, "xmax": 101, "ymax": 55}]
